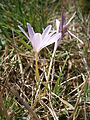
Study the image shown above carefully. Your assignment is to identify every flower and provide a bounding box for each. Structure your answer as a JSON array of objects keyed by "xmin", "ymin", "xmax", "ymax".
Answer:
[
  {"xmin": 55, "ymin": 10, "xmax": 83, "ymax": 47},
  {"xmin": 18, "ymin": 23, "xmax": 60, "ymax": 53}
]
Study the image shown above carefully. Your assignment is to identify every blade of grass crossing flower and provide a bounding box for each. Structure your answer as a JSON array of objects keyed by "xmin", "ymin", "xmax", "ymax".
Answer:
[
  {"xmin": 53, "ymin": 53, "xmax": 70, "ymax": 94},
  {"xmin": 20, "ymin": 39, "xmax": 32, "ymax": 50},
  {"xmin": 47, "ymin": 42, "xmax": 57, "ymax": 81},
  {"xmin": 47, "ymin": 48, "xmax": 55, "ymax": 90},
  {"xmin": 47, "ymin": 42, "xmax": 58, "ymax": 90}
]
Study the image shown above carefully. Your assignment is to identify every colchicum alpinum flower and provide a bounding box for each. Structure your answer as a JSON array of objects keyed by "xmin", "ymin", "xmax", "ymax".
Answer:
[
  {"xmin": 18, "ymin": 23, "xmax": 60, "ymax": 53},
  {"xmin": 55, "ymin": 10, "xmax": 83, "ymax": 49},
  {"xmin": 47, "ymin": 10, "xmax": 84, "ymax": 83}
]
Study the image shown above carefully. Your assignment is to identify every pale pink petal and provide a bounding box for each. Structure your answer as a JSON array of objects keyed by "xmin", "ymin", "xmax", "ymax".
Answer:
[
  {"xmin": 53, "ymin": 41, "xmax": 58, "ymax": 55},
  {"xmin": 41, "ymin": 30, "xmax": 56, "ymax": 45},
  {"xmin": 68, "ymin": 30, "xmax": 84, "ymax": 44},
  {"xmin": 46, "ymin": 33, "xmax": 61, "ymax": 45},
  {"xmin": 38, "ymin": 30, "xmax": 56, "ymax": 50},
  {"xmin": 48, "ymin": 30, "xmax": 56, "ymax": 37},
  {"xmin": 42, "ymin": 25, "xmax": 52, "ymax": 39},
  {"xmin": 56, "ymin": 19, "xmax": 60, "ymax": 33},
  {"xmin": 18, "ymin": 25, "xmax": 30, "ymax": 40},
  {"xmin": 40, "ymin": 33, "xmax": 61, "ymax": 50},
  {"xmin": 32, "ymin": 33, "xmax": 42, "ymax": 52},
  {"xmin": 27, "ymin": 23, "xmax": 35, "ymax": 39},
  {"xmin": 39, "ymin": 35, "xmax": 50, "ymax": 49}
]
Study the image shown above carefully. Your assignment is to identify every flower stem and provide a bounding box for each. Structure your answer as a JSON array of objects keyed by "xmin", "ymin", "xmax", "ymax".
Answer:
[{"xmin": 35, "ymin": 52, "xmax": 39, "ymax": 83}]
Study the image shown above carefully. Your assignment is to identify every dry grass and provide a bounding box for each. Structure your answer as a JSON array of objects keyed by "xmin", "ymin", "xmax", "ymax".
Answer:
[{"xmin": 0, "ymin": 0, "xmax": 90, "ymax": 120}]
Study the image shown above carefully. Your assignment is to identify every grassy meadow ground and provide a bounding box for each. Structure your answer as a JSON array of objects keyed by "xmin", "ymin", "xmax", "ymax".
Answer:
[{"xmin": 0, "ymin": 0, "xmax": 90, "ymax": 120}]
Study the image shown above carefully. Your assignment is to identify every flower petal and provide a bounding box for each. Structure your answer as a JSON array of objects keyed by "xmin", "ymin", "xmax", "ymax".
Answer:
[
  {"xmin": 42, "ymin": 25, "xmax": 52, "ymax": 39},
  {"xmin": 18, "ymin": 25, "xmax": 30, "ymax": 40},
  {"xmin": 56, "ymin": 19, "xmax": 60, "ymax": 33},
  {"xmin": 53, "ymin": 41, "xmax": 58, "ymax": 55},
  {"xmin": 38, "ymin": 30, "xmax": 56, "ymax": 50},
  {"xmin": 68, "ymin": 30, "xmax": 84, "ymax": 44},
  {"xmin": 32, "ymin": 33, "xmax": 42, "ymax": 52},
  {"xmin": 47, "ymin": 33, "xmax": 61, "ymax": 45},
  {"xmin": 27, "ymin": 23, "xmax": 35, "ymax": 39},
  {"xmin": 40, "ymin": 33, "xmax": 61, "ymax": 51}
]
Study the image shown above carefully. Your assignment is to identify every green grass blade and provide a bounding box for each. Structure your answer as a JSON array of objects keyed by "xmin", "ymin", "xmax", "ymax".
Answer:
[{"xmin": 53, "ymin": 53, "xmax": 70, "ymax": 94}]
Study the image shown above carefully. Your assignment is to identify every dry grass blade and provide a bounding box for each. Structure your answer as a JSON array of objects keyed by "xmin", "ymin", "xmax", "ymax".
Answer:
[
  {"xmin": 0, "ymin": 96, "xmax": 10, "ymax": 120},
  {"xmin": 52, "ymin": 92, "xmax": 74, "ymax": 110},
  {"xmin": 40, "ymin": 100, "xmax": 58, "ymax": 120},
  {"xmin": 70, "ymin": 73, "xmax": 89, "ymax": 120},
  {"xmin": 9, "ymin": 86, "xmax": 40, "ymax": 120}
]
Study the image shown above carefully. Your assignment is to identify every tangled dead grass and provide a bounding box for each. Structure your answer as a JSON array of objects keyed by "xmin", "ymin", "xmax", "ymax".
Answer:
[{"xmin": 0, "ymin": 1, "xmax": 90, "ymax": 120}]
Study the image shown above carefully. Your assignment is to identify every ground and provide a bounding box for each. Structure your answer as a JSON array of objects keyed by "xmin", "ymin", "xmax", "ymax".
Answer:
[{"xmin": 0, "ymin": 0, "xmax": 90, "ymax": 120}]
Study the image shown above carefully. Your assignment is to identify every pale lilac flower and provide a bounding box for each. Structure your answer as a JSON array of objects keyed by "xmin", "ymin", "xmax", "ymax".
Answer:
[
  {"xmin": 18, "ymin": 23, "xmax": 60, "ymax": 53},
  {"xmin": 55, "ymin": 10, "xmax": 83, "ymax": 48}
]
